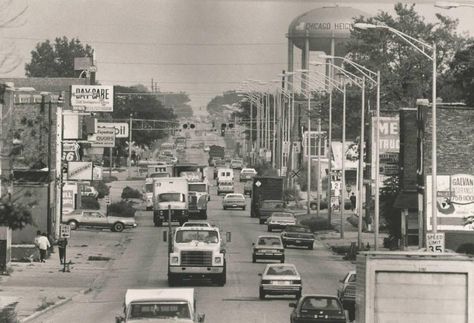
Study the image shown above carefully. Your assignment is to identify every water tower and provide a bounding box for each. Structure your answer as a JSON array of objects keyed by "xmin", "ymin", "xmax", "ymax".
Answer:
[{"xmin": 287, "ymin": 6, "xmax": 370, "ymax": 77}]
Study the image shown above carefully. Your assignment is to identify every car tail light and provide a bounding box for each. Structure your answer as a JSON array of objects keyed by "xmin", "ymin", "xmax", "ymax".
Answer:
[{"xmin": 292, "ymin": 280, "xmax": 301, "ymax": 284}]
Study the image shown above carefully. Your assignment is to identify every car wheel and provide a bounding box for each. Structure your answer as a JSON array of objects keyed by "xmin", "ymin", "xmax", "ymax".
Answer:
[
  {"xmin": 252, "ymin": 255, "xmax": 256, "ymax": 263},
  {"xmin": 113, "ymin": 222, "xmax": 124, "ymax": 232},
  {"xmin": 259, "ymin": 287, "xmax": 265, "ymax": 300},
  {"xmin": 308, "ymin": 243, "xmax": 314, "ymax": 250},
  {"xmin": 280, "ymin": 257, "xmax": 285, "ymax": 263},
  {"xmin": 68, "ymin": 220, "xmax": 78, "ymax": 230}
]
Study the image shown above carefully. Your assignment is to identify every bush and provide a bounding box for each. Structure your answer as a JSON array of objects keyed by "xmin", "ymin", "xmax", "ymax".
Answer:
[
  {"xmin": 81, "ymin": 196, "xmax": 100, "ymax": 209},
  {"xmin": 121, "ymin": 186, "xmax": 142, "ymax": 199},
  {"xmin": 108, "ymin": 201, "xmax": 136, "ymax": 218},
  {"xmin": 103, "ymin": 175, "xmax": 118, "ymax": 183},
  {"xmin": 300, "ymin": 216, "xmax": 331, "ymax": 232},
  {"xmin": 92, "ymin": 181, "xmax": 110, "ymax": 199}
]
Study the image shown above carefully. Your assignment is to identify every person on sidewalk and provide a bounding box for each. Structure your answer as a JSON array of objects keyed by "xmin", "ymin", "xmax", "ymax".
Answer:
[
  {"xmin": 350, "ymin": 193, "xmax": 356, "ymax": 212},
  {"xmin": 37, "ymin": 232, "xmax": 50, "ymax": 263},
  {"xmin": 57, "ymin": 237, "xmax": 68, "ymax": 264}
]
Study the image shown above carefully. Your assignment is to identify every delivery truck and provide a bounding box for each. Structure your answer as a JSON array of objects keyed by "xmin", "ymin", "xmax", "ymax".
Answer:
[
  {"xmin": 153, "ymin": 177, "xmax": 188, "ymax": 226},
  {"xmin": 250, "ymin": 176, "xmax": 285, "ymax": 219},
  {"xmin": 356, "ymin": 251, "xmax": 474, "ymax": 323}
]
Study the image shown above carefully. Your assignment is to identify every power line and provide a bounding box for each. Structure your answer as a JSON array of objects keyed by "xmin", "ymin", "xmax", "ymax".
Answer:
[{"xmin": 98, "ymin": 61, "xmax": 285, "ymax": 66}]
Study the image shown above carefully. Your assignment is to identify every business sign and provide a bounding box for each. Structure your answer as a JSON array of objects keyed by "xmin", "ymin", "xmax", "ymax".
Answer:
[
  {"xmin": 426, "ymin": 233, "xmax": 445, "ymax": 253},
  {"xmin": 67, "ymin": 161, "xmax": 93, "ymax": 181},
  {"xmin": 91, "ymin": 127, "xmax": 115, "ymax": 147},
  {"xmin": 331, "ymin": 141, "xmax": 359, "ymax": 170},
  {"xmin": 60, "ymin": 224, "xmax": 71, "ymax": 239},
  {"xmin": 96, "ymin": 122, "xmax": 129, "ymax": 138},
  {"xmin": 62, "ymin": 142, "xmax": 80, "ymax": 162},
  {"xmin": 371, "ymin": 116, "xmax": 400, "ymax": 179},
  {"xmin": 426, "ymin": 174, "xmax": 474, "ymax": 231},
  {"xmin": 71, "ymin": 85, "xmax": 114, "ymax": 112},
  {"xmin": 93, "ymin": 166, "xmax": 103, "ymax": 181},
  {"xmin": 62, "ymin": 189, "xmax": 74, "ymax": 210}
]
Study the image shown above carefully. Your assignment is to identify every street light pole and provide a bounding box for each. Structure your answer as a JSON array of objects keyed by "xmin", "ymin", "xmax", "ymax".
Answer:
[
  {"xmin": 341, "ymin": 81, "xmax": 347, "ymax": 239},
  {"xmin": 306, "ymin": 76, "xmax": 312, "ymax": 214},
  {"xmin": 358, "ymin": 77, "xmax": 366, "ymax": 250}
]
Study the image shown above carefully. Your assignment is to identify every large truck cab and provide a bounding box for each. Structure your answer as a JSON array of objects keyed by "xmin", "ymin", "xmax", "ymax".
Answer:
[
  {"xmin": 188, "ymin": 181, "xmax": 209, "ymax": 219},
  {"xmin": 166, "ymin": 226, "xmax": 229, "ymax": 287},
  {"xmin": 153, "ymin": 177, "xmax": 189, "ymax": 226}
]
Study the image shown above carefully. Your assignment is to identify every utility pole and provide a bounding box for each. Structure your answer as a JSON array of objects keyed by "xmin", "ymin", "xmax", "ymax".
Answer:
[{"xmin": 128, "ymin": 114, "xmax": 133, "ymax": 178}]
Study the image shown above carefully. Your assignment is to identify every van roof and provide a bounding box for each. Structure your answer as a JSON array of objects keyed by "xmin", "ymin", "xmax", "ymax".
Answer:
[{"xmin": 125, "ymin": 288, "xmax": 194, "ymax": 307}]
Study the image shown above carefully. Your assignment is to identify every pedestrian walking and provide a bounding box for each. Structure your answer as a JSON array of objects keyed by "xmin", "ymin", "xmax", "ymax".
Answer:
[
  {"xmin": 57, "ymin": 237, "xmax": 68, "ymax": 264},
  {"xmin": 350, "ymin": 193, "xmax": 356, "ymax": 212},
  {"xmin": 37, "ymin": 232, "xmax": 50, "ymax": 263}
]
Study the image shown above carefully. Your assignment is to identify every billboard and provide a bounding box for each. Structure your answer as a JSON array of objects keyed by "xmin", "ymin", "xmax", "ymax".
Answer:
[
  {"xmin": 371, "ymin": 116, "xmax": 400, "ymax": 179},
  {"xmin": 67, "ymin": 162, "xmax": 93, "ymax": 181},
  {"xmin": 426, "ymin": 174, "xmax": 474, "ymax": 231},
  {"xmin": 96, "ymin": 122, "xmax": 129, "ymax": 138},
  {"xmin": 331, "ymin": 141, "xmax": 359, "ymax": 170},
  {"xmin": 71, "ymin": 85, "xmax": 114, "ymax": 112}
]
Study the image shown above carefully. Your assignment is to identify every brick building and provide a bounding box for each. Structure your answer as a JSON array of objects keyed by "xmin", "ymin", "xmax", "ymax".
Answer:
[{"xmin": 396, "ymin": 103, "xmax": 474, "ymax": 251}]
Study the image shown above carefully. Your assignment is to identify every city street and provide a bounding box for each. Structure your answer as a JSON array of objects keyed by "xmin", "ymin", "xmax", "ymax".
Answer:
[{"xmin": 29, "ymin": 148, "xmax": 354, "ymax": 323}]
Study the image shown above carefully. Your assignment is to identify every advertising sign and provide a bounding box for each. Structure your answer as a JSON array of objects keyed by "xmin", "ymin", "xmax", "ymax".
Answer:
[
  {"xmin": 62, "ymin": 189, "xmax": 74, "ymax": 210},
  {"xmin": 91, "ymin": 127, "xmax": 115, "ymax": 147},
  {"xmin": 71, "ymin": 85, "xmax": 114, "ymax": 112},
  {"xmin": 331, "ymin": 141, "xmax": 359, "ymax": 170},
  {"xmin": 62, "ymin": 142, "xmax": 80, "ymax": 162},
  {"xmin": 426, "ymin": 174, "xmax": 474, "ymax": 231},
  {"xmin": 96, "ymin": 122, "xmax": 129, "ymax": 138},
  {"xmin": 371, "ymin": 116, "xmax": 400, "ymax": 179},
  {"xmin": 67, "ymin": 162, "xmax": 93, "ymax": 181}
]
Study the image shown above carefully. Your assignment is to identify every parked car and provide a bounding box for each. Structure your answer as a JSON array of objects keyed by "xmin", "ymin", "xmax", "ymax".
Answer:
[
  {"xmin": 62, "ymin": 210, "xmax": 137, "ymax": 232},
  {"xmin": 222, "ymin": 193, "xmax": 246, "ymax": 210},
  {"xmin": 81, "ymin": 185, "xmax": 98, "ymax": 199},
  {"xmin": 230, "ymin": 159, "xmax": 244, "ymax": 169},
  {"xmin": 337, "ymin": 270, "xmax": 356, "ymax": 320},
  {"xmin": 258, "ymin": 200, "xmax": 287, "ymax": 224},
  {"xmin": 182, "ymin": 221, "xmax": 212, "ymax": 228},
  {"xmin": 266, "ymin": 212, "xmax": 296, "ymax": 232},
  {"xmin": 239, "ymin": 168, "xmax": 257, "ymax": 181},
  {"xmin": 252, "ymin": 235, "xmax": 285, "ymax": 263},
  {"xmin": 258, "ymin": 263, "xmax": 302, "ymax": 300},
  {"xmin": 289, "ymin": 295, "xmax": 347, "ymax": 323},
  {"xmin": 243, "ymin": 180, "xmax": 253, "ymax": 196},
  {"xmin": 281, "ymin": 225, "xmax": 315, "ymax": 249}
]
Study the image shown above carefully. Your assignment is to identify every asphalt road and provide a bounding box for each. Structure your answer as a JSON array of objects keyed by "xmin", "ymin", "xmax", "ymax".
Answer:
[{"xmin": 31, "ymin": 146, "xmax": 354, "ymax": 323}]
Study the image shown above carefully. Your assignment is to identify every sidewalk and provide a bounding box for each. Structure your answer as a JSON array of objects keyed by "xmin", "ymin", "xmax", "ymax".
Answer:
[{"xmin": 0, "ymin": 230, "xmax": 131, "ymax": 322}]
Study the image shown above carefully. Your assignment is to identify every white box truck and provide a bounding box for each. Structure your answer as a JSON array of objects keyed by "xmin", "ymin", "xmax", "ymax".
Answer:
[
  {"xmin": 153, "ymin": 177, "xmax": 188, "ymax": 226},
  {"xmin": 356, "ymin": 251, "xmax": 474, "ymax": 323}
]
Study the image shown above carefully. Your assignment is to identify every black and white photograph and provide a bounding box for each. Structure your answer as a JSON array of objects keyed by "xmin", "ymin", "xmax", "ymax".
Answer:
[{"xmin": 0, "ymin": 0, "xmax": 473, "ymax": 322}]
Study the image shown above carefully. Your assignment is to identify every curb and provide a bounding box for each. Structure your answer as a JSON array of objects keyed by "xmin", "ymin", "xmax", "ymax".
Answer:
[{"xmin": 20, "ymin": 288, "xmax": 89, "ymax": 323}]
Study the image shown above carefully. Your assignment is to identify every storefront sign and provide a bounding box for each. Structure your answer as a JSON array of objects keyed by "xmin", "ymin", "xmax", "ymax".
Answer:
[
  {"xmin": 67, "ymin": 162, "xmax": 93, "ymax": 181},
  {"xmin": 71, "ymin": 85, "xmax": 114, "ymax": 112}
]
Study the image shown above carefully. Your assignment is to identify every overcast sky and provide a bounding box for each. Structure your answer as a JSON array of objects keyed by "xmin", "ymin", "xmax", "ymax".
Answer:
[{"xmin": 2, "ymin": 0, "xmax": 474, "ymax": 113}]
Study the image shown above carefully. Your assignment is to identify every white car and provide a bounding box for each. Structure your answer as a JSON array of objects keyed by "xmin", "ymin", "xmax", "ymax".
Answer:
[
  {"xmin": 258, "ymin": 263, "xmax": 302, "ymax": 300},
  {"xmin": 222, "ymin": 193, "xmax": 246, "ymax": 210},
  {"xmin": 267, "ymin": 212, "xmax": 297, "ymax": 232},
  {"xmin": 239, "ymin": 168, "xmax": 257, "ymax": 181},
  {"xmin": 62, "ymin": 210, "xmax": 137, "ymax": 232}
]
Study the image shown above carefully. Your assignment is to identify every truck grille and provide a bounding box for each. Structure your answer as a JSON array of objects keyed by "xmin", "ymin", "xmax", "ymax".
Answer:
[
  {"xmin": 181, "ymin": 251, "xmax": 212, "ymax": 266},
  {"xmin": 188, "ymin": 196, "xmax": 198, "ymax": 210}
]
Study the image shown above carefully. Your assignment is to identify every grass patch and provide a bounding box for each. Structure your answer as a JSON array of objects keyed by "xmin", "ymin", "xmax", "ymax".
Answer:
[
  {"xmin": 36, "ymin": 297, "xmax": 55, "ymax": 312},
  {"xmin": 298, "ymin": 215, "xmax": 332, "ymax": 232}
]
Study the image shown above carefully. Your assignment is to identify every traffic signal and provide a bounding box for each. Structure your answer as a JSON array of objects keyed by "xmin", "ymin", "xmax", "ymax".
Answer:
[
  {"xmin": 220, "ymin": 123, "xmax": 226, "ymax": 136},
  {"xmin": 183, "ymin": 124, "xmax": 188, "ymax": 129},
  {"xmin": 228, "ymin": 123, "xmax": 234, "ymax": 128}
]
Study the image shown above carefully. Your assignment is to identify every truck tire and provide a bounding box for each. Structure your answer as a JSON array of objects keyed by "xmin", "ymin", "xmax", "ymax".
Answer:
[
  {"xmin": 216, "ymin": 264, "xmax": 226, "ymax": 286},
  {"xmin": 223, "ymin": 206, "xmax": 227, "ymax": 210},
  {"xmin": 280, "ymin": 256, "xmax": 285, "ymax": 263},
  {"xmin": 168, "ymin": 273, "xmax": 179, "ymax": 287},
  {"xmin": 308, "ymin": 243, "xmax": 314, "ymax": 250},
  {"xmin": 259, "ymin": 218, "xmax": 265, "ymax": 224},
  {"xmin": 295, "ymin": 291, "xmax": 302, "ymax": 299}
]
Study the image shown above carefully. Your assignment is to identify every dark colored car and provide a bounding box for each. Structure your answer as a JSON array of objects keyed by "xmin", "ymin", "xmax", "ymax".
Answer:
[
  {"xmin": 258, "ymin": 200, "xmax": 287, "ymax": 224},
  {"xmin": 289, "ymin": 295, "xmax": 347, "ymax": 323},
  {"xmin": 281, "ymin": 225, "xmax": 315, "ymax": 249},
  {"xmin": 252, "ymin": 235, "xmax": 285, "ymax": 263}
]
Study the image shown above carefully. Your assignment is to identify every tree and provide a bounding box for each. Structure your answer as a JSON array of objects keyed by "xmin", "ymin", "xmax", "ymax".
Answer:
[
  {"xmin": 206, "ymin": 91, "xmax": 242, "ymax": 118},
  {"xmin": 447, "ymin": 42, "xmax": 474, "ymax": 105},
  {"xmin": 161, "ymin": 92, "xmax": 194, "ymax": 118},
  {"xmin": 25, "ymin": 37, "xmax": 94, "ymax": 77},
  {"xmin": 346, "ymin": 3, "xmax": 468, "ymax": 109},
  {"xmin": 0, "ymin": 197, "xmax": 33, "ymax": 230}
]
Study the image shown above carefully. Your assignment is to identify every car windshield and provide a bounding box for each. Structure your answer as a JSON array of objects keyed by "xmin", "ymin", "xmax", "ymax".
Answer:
[
  {"xmin": 262, "ymin": 201, "xmax": 284, "ymax": 208},
  {"xmin": 241, "ymin": 169, "xmax": 255, "ymax": 173},
  {"xmin": 226, "ymin": 194, "xmax": 243, "ymax": 200},
  {"xmin": 220, "ymin": 182, "xmax": 233, "ymax": 186},
  {"xmin": 265, "ymin": 265, "xmax": 297, "ymax": 276},
  {"xmin": 285, "ymin": 226, "xmax": 311, "ymax": 233},
  {"xmin": 150, "ymin": 173, "xmax": 169, "ymax": 178},
  {"xmin": 158, "ymin": 193, "xmax": 184, "ymax": 202},
  {"xmin": 145, "ymin": 184, "xmax": 153, "ymax": 193},
  {"xmin": 257, "ymin": 237, "xmax": 281, "ymax": 246},
  {"xmin": 183, "ymin": 222, "xmax": 209, "ymax": 227},
  {"xmin": 189, "ymin": 184, "xmax": 206, "ymax": 192},
  {"xmin": 175, "ymin": 230, "xmax": 219, "ymax": 243},
  {"xmin": 300, "ymin": 297, "xmax": 341, "ymax": 311},
  {"xmin": 128, "ymin": 302, "xmax": 190, "ymax": 319}
]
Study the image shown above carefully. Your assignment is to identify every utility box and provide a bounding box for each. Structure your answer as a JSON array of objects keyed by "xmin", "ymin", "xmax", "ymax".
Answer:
[{"xmin": 356, "ymin": 251, "xmax": 474, "ymax": 323}]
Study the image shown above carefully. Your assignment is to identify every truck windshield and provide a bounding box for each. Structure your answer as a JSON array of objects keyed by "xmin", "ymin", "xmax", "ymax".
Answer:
[
  {"xmin": 150, "ymin": 173, "xmax": 169, "ymax": 178},
  {"xmin": 145, "ymin": 184, "xmax": 153, "ymax": 193},
  {"xmin": 129, "ymin": 302, "xmax": 190, "ymax": 319},
  {"xmin": 262, "ymin": 201, "xmax": 284, "ymax": 208},
  {"xmin": 189, "ymin": 184, "xmax": 206, "ymax": 192},
  {"xmin": 158, "ymin": 193, "xmax": 184, "ymax": 202},
  {"xmin": 175, "ymin": 230, "xmax": 219, "ymax": 243}
]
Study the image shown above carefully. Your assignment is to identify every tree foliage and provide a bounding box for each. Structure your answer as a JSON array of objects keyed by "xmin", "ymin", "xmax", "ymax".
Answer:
[
  {"xmin": 447, "ymin": 42, "xmax": 474, "ymax": 105},
  {"xmin": 162, "ymin": 92, "xmax": 194, "ymax": 118},
  {"xmin": 206, "ymin": 91, "xmax": 241, "ymax": 118},
  {"xmin": 346, "ymin": 3, "xmax": 468, "ymax": 108},
  {"xmin": 0, "ymin": 197, "xmax": 33, "ymax": 230},
  {"xmin": 25, "ymin": 37, "xmax": 94, "ymax": 77}
]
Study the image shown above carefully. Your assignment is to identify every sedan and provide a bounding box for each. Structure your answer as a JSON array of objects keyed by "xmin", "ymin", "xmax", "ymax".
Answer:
[
  {"xmin": 289, "ymin": 295, "xmax": 347, "ymax": 323},
  {"xmin": 281, "ymin": 225, "xmax": 315, "ymax": 249},
  {"xmin": 243, "ymin": 180, "xmax": 252, "ymax": 196},
  {"xmin": 239, "ymin": 168, "xmax": 257, "ymax": 181},
  {"xmin": 252, "ymin": 235, "xmax": 285, "ymax": 263},
  {"xmin": 222, "ymin": 193, "xmax": 246, "ymax": 210},
  {"xmin": 267, "ymin": 212, "xmax": 296, "ymax": 232},
  {"xmin": 259, "ymin": 263, "xmax": 302, "ymax": 300},
  {"xmin": 62, "ymin": 210, "xmax": 137, "ymax": 232}
]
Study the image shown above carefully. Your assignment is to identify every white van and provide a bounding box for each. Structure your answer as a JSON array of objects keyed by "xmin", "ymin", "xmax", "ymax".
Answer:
[{"xmin": 217, "ymin": 168, "xmax": 234, "ymax": 182}]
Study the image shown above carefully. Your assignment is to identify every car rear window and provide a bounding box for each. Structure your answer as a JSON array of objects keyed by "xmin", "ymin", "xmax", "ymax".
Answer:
[
  {"xmin": 266, "ymin": 265, "xmax": 297, "ymax": 276},
  {"xmin": 285, "ymin": 226, "xmax": 310, "ymax": 233},
  {"xmin": 257, "ymin": 237, "xmax": 281, "ymax": 246},
  {"xmin": 301, "ymin": 297, "xmax": 341, "ymax": 311}
]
